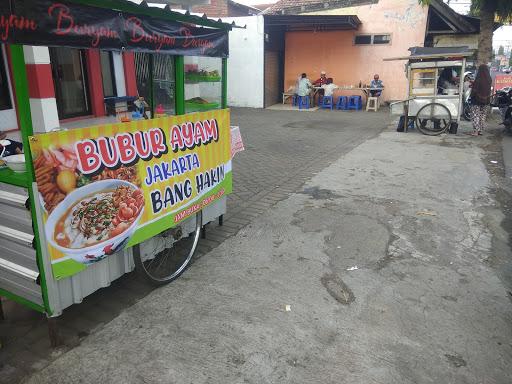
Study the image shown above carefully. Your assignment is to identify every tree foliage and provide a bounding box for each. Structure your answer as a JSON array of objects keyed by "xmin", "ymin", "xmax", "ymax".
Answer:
[
  {"xmin": 419, "ymin": 0, "xmax": 512, "ymax": 64},
  {"xmin": 469, "ymin": 0, "xmax": 512, "ymax": 22},
  {"xmin": 418, "ymin": 0, "xmax": 512, "ymax": 21}
]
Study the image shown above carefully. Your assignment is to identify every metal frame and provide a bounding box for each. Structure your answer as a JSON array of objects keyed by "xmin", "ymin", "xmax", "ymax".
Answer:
[
  {"xmin": 0, "ymin": 0, "xmax": 231, "ymax": 318},
  {"xmin": 406, "ymin": 58, "xmax": 466, "ymax": 124},
  {"xmin": 388, "ymin": 52, "xmax": 468, "ymax": 132}
]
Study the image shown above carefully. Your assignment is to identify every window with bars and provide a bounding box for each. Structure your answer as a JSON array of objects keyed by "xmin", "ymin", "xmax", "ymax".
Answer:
[
  {"xmin": 100, "ymin": 51, "xmax": 117, "ymax": 97},
  {"xmin": 354, "ymin": 34, "xmax": 391, "ymax": 45},
  {"xmin": 134, "ymin": 52, "xmax": 176, "ymax": 115}
]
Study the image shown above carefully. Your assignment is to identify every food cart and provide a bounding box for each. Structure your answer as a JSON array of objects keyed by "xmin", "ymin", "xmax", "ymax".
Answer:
[
  {"xmin": 386, "ymin": 47, "xmax": 474, "ymax": 135},
  {"xmin": 0, "ymin": 0, "xmax": 239, "ymax": 343}
]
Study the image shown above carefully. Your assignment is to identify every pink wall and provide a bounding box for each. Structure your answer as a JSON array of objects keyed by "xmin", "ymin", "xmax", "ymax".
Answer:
[{"xmin": 284, "ymin": 0, "xmax": 429, "ymax": 101}]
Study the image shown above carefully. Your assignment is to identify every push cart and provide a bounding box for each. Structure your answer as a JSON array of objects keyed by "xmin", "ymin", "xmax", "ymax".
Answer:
[
  {"xmin": 0, "ymin": 0, "xmax": 240, "ymax": 344},
  {"xmin": 386, "ymin": 47, "xmax": 474, "ymax": 135}
]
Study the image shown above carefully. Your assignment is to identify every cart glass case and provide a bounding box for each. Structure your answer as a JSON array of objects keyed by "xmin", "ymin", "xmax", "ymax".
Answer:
[
  {"xmin": 134, "ymin": 53, "xmax": 176, "ymax": 116},
  {"xmin": 184, "ymin": 56, "xmax": 222, "ymax": 113}
]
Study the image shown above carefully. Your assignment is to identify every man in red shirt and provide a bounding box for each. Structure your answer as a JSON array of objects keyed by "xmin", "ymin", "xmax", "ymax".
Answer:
[
  {"xmin": 313, "ymin": 71, "xmax": 328, "ymax": 86},
  {"xmin": 312, "ymin": 71, "xmax": 328, "ymax": 104}
]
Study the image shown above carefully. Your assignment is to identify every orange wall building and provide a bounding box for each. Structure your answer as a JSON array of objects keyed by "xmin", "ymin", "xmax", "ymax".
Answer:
[{"xmin": 283, "ymin": 0, "xmax": 429, "ymax": 102}]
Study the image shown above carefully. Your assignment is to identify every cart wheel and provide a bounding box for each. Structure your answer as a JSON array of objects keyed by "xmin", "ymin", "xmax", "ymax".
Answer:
[
  {"xmin": 415, "ymin": 103, "xmax": 452, "ymax": 136},
  {"xmin": 133, "ymin": 211, "xmax": 202, "ymax": 285}
]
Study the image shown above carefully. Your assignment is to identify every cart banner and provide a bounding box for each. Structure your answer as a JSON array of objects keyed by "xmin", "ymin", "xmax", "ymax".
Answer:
[
  {"xmin": 230, "ymin": 126, "xmax": 244, "ymax": 158},
  {"xmin": 29, "ymin": 109, "xmax": 231, "ymax": 280},
  {"xmin": 1, "ymin": 0, "xmax": 229, "ymax": 57},
  {"xmin": 494, "ymin": 74, "xmax": 512, "ymax": 91}
]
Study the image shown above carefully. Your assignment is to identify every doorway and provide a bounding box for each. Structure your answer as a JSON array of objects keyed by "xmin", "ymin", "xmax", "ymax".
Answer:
[{"xmin": 50, "ymin": 48, "xmax": 91, "ymax": 119}]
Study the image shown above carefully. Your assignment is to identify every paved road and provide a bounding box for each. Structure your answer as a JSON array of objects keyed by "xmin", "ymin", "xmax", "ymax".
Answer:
[
  {"xmin": 0, "ymin": 108, "xmax": 389, "ymax": 383},
  {"xmin": 17, "ymin": 114, "xmax": 512, "ymax": 384}
]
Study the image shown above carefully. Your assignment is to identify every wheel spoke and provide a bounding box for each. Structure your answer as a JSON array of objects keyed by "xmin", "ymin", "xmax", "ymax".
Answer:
[
  {"xmin": 133, "ymin": 212, "xmax": 202, "ymax": 285},
  {"xmin": 415, "ymin": 103, "xmax": 452, "ymax": 136}
]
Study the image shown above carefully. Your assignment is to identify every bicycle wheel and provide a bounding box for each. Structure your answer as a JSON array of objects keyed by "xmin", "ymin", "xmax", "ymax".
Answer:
[
  {"xmin": 415, "ymin": 103, "xmax": 452, "ymax": 136},
  {"xmin": 133, "ymin": 211, "xmax": 202, "ymax": 285}
]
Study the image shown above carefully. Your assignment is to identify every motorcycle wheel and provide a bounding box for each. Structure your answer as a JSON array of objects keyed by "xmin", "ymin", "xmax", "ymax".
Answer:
[{"xmin": 462, "ymin": 103, "xmax": 471, "ymax": 121}]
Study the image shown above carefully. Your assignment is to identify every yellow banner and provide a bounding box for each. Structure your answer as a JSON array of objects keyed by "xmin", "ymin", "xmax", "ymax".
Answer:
[{"xmin": 29, "ymin": 109, "xmax": 231, "ymax": 279}]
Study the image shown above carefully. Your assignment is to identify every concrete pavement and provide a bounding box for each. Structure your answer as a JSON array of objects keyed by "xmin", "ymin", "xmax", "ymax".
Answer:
[
  {"xmin": 19, "ymin": 118, "xmax": 512, "ymax": 383},
  {"xmin": 0, "ymin": 108, "xmax": 386, "ymax": 383}
]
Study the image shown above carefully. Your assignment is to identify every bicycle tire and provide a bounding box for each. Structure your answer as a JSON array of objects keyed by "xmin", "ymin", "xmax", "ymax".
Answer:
[
  {"xmin": 415, "ymin": 103, "xmax": 452, "ymax": 136},
  {"xmin": 133, "ymin": 211, "xmax": 202, "ymax": 286}
]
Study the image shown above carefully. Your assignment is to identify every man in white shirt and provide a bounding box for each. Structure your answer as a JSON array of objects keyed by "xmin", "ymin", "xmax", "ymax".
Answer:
[
  {"xmin": 297, "ymin": 73, "xmax": 312, "ymax": 97},
  {"xmin": 370, "ymin": 74, "xmax": 384, "ymax": 96},
  {"xmin": 322, "ymin": 78, "xmax": 338, "ymax": 97}
]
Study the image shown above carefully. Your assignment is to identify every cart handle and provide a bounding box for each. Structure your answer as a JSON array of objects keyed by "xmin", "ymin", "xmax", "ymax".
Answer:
[{"xmin": 389, "ymin": 96, "xmax": 417, "ymax": 107}]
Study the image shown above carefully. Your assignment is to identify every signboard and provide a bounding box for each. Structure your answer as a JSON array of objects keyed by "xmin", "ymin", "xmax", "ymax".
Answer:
[
  {"xmin": 0, "ymin": 0, "xmax": 229, "ymax": 57},
  {"xmin": 230, "ymin": 126, "xmax": 244, "ymax": 158},
  {"xmin": 495, "ymin": 74, "xmax": 512, "ymax": 91},
  {"xmin": 29, "ymin": 109, "xmax": 231, "ymax": 279}
]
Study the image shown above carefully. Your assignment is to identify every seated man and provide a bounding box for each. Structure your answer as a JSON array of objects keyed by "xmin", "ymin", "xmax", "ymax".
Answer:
[
  {"xmin": 297, "ymin": 73, "xmax": 312, "ymax": 98},
  {"xmin": 370, "ymin": 74, "xmax": 384, "ymax": 96},
  {"xmin": 313, "ymin": 71, "xmax": 328, "ymax": 87},
  {"xmin": 312, "ymin": 71, "xmax": 328, "ymax": 103},
  {"xmin": 321, "ymin": 78, "xmax": 338, "ymax": 98},
  {"xmin": 133, "ymin": 96, "xmax": 150, "ymax": 119}
]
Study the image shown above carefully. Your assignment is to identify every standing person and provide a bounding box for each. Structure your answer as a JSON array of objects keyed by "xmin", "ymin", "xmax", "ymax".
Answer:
[
  {"xmin": 370, "ymin": 74, "xmax": 384, "ymax": 96},
  {"xmin": 469, "ymin": 64, "xmax": 492, "ymax": 136},
  {"xmin": 297, "ymin": 73, "xmax": 312, "ymax": 97}
]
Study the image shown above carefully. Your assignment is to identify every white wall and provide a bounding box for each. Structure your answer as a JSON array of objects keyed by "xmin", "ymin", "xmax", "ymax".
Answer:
[
  {"xmin": 0, "ymin": 45, "xmax": 18, "ymax": 132},
  {"xmin": 222, "ymin": 16, "xmax": 264, "ymax": 108},
  {"xmin": 433, "ymin": 34, "xmax": 479, "ymax": 50},
  {"xmin": 112, "ymin": 52, "xmax": 127, "ymax": 97}
]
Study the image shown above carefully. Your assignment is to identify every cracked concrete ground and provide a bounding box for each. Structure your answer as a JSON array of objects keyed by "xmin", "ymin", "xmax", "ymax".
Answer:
[{"xmin": 20, "ymin": 122, "xmax": 512, "ymax": 383}]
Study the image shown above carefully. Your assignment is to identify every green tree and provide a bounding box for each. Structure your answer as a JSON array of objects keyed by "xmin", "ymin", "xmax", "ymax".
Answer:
[
  {"xmin": 419, "ymin": 0, "xmax": 512, "ymax": 65},
  {"xmin": 498, "ymin": 45, "xmax": 505, "ymax": 55}
]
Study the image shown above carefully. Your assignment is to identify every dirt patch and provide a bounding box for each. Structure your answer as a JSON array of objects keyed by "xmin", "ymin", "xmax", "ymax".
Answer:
[
  {"xmin": 300, "ymin": 186, "xmax": 342, "ymax": 200},
  {"xmin": 444, "ymin": 353, "xmax": 467, "ymax": 368},
  {"xmin": 320, "ymin": 273, "xmax": 355, "ymax": 305}
]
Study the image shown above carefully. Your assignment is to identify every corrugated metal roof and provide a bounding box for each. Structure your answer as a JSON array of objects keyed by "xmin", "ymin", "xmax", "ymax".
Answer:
[
  {"xmin": 263, "ymin": 0, "xmax": 376, "ymax": 15},
  {"xmin": 264, "ymin": 14, "xmax": 361, "ymax": 30},
  {"xmin": 408, "ymin": 46, "xmax": 473, "ymax": 57},
  {"xmin": 78, "ymin": 0, "xmax": 242, "ymax": 29}
]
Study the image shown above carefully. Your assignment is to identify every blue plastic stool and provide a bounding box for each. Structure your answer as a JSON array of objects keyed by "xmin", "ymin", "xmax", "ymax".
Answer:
[
  {"xmin": 298, "ymin": 96, "xmax": 310, "ymax": 110},
  {"xmin": 320, "ymin": 96, "xmax": 333, "ymax": 110},
  {"xmin": 336, "ymin": 96, "xmax": 348, "ymax": 110},
  {"xmin": 347, "ymin": 95, "xmax": 362, "ymax": 111}
]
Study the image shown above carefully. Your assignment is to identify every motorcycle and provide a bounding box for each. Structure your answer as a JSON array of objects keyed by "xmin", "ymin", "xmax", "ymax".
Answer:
[
  {"xmin": 492, "ymin": 87, "xmax": 512, "ymax": 134},
  {"xmin": 462, "ymin": 87, "xmax": 472, "ymax": 121},
  {"xmin": 462, "ymin": 71, "xmax": 474, "ymax": 121}
]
